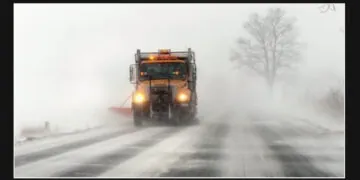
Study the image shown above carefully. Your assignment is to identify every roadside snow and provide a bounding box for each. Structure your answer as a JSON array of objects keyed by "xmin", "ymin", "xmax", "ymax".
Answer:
[
  {"xmin": 15, "ymin": 127, "xmax": 167, "ymax": 177},
  {"xmin": 249, "ymin": 107, "xmax": 345, "ymax": 177},
  {"xmin": 14, "ymin": 126, "xmax": 127, "ymax": 156},
  {"xmin": 274, "ymin": 131, "xmax": 345, "ymax": 177},
  {"xmin": 14, "ymin": 110, "xmax": 131, "ymax": 145}
]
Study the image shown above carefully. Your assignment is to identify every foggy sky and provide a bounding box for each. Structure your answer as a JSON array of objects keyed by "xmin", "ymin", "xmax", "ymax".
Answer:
[{"xmin": 14, "ymin": 4, "xmax": 345, "ymax": 127}]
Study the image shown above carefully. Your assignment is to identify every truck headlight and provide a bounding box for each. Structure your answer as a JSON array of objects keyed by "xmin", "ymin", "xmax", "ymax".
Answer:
[
  {"xmin": 134, "ymin": 93, "xmax": 145, "ymax": 103},
  {"xmin": 177, "ymin": 93, "xmax": 188, "ymax": 102}
]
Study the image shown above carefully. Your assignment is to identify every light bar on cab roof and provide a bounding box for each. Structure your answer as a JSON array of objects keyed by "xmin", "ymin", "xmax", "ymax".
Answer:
[
  {"xmin": 140, "ymin": 52, "xmax": 188, "ymax": 58},
  {"xmin": 135, "ymin": 48, "xmax": 195, "ymax": 63},
  {"xmin": 169, "ymin": 52, "xmax": 188, "ymax": 58},
  {"xmin": 146, "ymin": 54, "xmax": 177, "ymax": 60},
  {"xmin": 159, "ymin": 49, "xmax": 171, "ymax": 54}
]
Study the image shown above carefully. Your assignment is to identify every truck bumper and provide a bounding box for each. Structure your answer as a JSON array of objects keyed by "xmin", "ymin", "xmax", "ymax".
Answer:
[{"xmin": 133, "ymin": 101, "xmax": 193, "ymax": 119}]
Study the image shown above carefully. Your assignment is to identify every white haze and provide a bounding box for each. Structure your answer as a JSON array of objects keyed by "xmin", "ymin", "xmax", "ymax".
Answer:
[{"xmin": 14, "ymin": 4, "xmax": 345, "ymax": 138}]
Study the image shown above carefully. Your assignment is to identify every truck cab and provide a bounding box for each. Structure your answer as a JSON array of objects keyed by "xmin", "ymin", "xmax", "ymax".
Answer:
[{"xmin": 129, "ymin": 49, "xmax": 198, "ymax": 126}]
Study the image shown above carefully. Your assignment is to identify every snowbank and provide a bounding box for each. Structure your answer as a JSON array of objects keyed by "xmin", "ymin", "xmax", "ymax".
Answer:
[{"xmin": 14, "ymin": 107, "xmax": 131, "ymax": 144}]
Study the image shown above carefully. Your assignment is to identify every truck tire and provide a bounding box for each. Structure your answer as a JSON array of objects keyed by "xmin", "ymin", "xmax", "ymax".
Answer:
[
  {"xmin": 134, "ymin": 117, "xmax": 142, "ymax": 127},
  {"xmin": 171, "ymin": 115, "xmax": 181, "ymax": 126},
  {"xmin": 192, "ymin": 116, "xmax": 200, "ymax": 125},
  {"xmin": 133, "ymin": 111, "xmax": 143, "ymax": 127},
  {"xmin": 181, "ymin": 107, "xmax": 195, "ymax": 126},
  {"xmin": 191, "ymin": 106, "xmax": 199, "ymax": 125},
  {"xmin": 169, "ymin": 110, "xmax": 181, "ymax": 126}
]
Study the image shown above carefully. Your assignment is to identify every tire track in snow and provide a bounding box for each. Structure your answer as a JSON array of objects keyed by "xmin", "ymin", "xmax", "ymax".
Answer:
[
  {"xmin": 254, "ymin": 124, "xmax": 335, "ymax": 177},
  {"xmin": 220, "ymin": 115, "xmax": 284, "ymax": 177},
  {"xmin": 99, "ymin": 125, "xmax": 202, "ymax": 177},
  {"xmin": 52, "ymin": 127, "xmax": 186, "ymax": 177},
  {"xmin": 15, "ymin": 127, "xmax": 141, "ymax": 167},
  {"xmin": 15, "ymin": 127, "xmax": 168, "ymax": 177},
  {"xmin": 159, "ymin": 121, "xmax": 230, "ymax": 177}
]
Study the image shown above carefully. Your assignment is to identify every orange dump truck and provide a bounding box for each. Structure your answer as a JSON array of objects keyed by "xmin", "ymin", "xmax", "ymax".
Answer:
[{"xmin": 129, "ymin": 49, "xmax": 198, "ymax": 126}]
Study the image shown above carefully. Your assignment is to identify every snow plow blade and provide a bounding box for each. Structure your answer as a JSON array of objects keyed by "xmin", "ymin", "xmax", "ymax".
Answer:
[{"xmin": 109, "ymin": 107, "xmax": 132, "ymax": 118}]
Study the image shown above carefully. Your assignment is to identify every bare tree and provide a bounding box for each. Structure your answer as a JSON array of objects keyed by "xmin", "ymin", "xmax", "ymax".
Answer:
[{"xmin": 230, "ymin": 8, "xmax": 303, "ymax": 92}]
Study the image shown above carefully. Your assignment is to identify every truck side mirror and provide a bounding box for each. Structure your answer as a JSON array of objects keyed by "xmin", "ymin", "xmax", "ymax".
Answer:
[
  {"xmin": 129, "ymin": 64, "xmax": 136, "ymax": 84},
  {"xmin": 191, "ymin": 63, "xmax": 197, "ymax": 81}
]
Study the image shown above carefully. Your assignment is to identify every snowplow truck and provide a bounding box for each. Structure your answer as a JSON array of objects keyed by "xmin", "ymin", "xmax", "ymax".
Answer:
[{"xmin": 129, "ymin": 48, "xmax": 198, "ymax": 126}]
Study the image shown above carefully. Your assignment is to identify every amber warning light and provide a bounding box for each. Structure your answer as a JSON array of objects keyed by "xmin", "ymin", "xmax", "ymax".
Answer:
[
  {"xmin": 147, "ymin": 54, "xmax": 177, "ymax": 60},
  {"xmin": 159, "ymin": 49, "xmax": 171, "ymax": 54}
]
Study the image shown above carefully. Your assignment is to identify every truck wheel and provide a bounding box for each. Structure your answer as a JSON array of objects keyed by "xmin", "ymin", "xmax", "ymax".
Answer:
[
  {"xmin": 185, "ymin": 111, "xmax": 198, "ymax": 126},
  {"xmin": 179, "ymin": 109, "xmax": 194, "ymax": 126},
  {"xmin": 169, "ymin": 110, "xmax": 181, "ymax": 126},
  {"xmin": 172, "ymin": 116, "xmax": 181, "ymax": 126},
  {"xmin": 192, "ymin": 117, "xmax": 200, "ymax": 125},
  {"xmin": 134, "ymin": 117, "xmax": 142, "ymax": 127},
  {"xmin": 191, "ymin": 107, "xmax": 199, "ymax": 125},
  {"xmin": 133, "ymin": 111, "xmax": 143, "ymax": 127},
  {"xmin": 178, "ymin": 113, "xmax": 189, "ymax": 126},
  {"xmin": 167, "ymin": 105, "xmax": 177, "ymax": 126}
]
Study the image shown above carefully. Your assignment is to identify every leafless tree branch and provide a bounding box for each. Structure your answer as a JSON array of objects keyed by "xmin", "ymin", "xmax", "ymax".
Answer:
[{"xmin": 230, "ymin": 7, "xmax": 303, "ymax": 91}]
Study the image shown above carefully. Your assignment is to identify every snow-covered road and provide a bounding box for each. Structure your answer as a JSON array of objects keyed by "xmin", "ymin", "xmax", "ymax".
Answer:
[{"xmin": 14, "ymin": 112, "xmax": 344, "ymax": 178}]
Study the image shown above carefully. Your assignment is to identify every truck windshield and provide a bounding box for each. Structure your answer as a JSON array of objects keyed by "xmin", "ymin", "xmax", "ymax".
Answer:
[{"xmin": 139, "ymin": 62, "xmax": 186, "ymax": 81}]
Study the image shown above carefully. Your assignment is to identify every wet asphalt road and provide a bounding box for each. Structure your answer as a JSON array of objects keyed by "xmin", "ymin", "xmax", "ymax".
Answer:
[{"xmin": 14, "ymin": 112, "xmax": 344, "ymax": 177}]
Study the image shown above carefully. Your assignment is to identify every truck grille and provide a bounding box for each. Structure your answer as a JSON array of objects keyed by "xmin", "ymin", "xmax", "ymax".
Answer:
[
  {"xmin": 151, "ymin": 86, "xmax": 170, "ymax": 94},
  {"xmin": 146, "ymin": 85, "xmax": 176, "ymax": 102}
]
